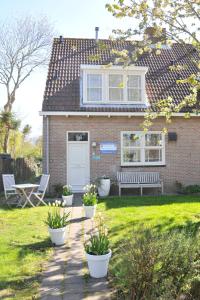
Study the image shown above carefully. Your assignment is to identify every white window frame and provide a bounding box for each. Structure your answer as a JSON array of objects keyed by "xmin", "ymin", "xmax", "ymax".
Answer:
[
  {"xmin": 108, "ymin": 73, "xmax": 124, "ymax": 102},
  {"xmin": 127, "ymin": 74, "xmax": 142, "ymax": 102},
  {"xmin": 121, "ymin": 131, "xmax": 165, "ymax": 166},
  {"xmin": 81, "ymin": 65, "xmax": 148, "ymax": 105},
  {"xmin": 86, "ymin": 73, "xmax": 103, "ymax": 102}
]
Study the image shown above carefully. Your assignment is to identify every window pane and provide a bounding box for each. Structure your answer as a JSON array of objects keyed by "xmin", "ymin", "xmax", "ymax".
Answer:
[
  {"xmin": 145, "ymin": 149, "xmax": 162, "ymax": 162},
  {"xmin": 87, "ymin": 88, "xmax": 102, "ymax": 102},
  {"xmin": 123, "ymin": 148, "xmax": 141, "ymax": 163},
  {"xmin": 87, "ymin": 74, "xmax": 102, "ymax": 87},
  {"xmin": 87, "ymin": 74, "xmax": 102, "ymax": 102},
  {"xmin": 145, "ymin": 134, "xmax": 162, "ymax": 146},
  {"xmin": 128, "ymin": 89, "xmax": 141, "ymax": 102},
  {"xmin": 68, "ymin": 132, "xmax": 88, "ymax": 141},
  {"xmin": 127, "ymin": 75, "xmax": 141, "ymax": 88},
  {"xmin": 109, "ymin": 74, "xmax": 123, "ymax": 87},
  {"xmin": 109, "ymin": 88, "xmax": 123, "ymax": 101},
  {"xmin": 123, "ymin": 133, "xmax": 141, "ymax": 147}
]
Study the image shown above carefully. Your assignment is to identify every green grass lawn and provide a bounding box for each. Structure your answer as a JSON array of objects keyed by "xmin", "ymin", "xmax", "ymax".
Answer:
[
  {"xmin": 0, "ymin": 205, "xmax": 53, "ymax": 300},
  {"xmin": 98, "ymin": 195, "xmax": 200, "ymax": 296},
  {"xmin": 98, "ymin": 195, "xmax": 200, "ymax": 244}
]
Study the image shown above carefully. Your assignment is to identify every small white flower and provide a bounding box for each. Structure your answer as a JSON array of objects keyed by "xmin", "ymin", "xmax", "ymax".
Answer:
[{"xmin": 104, "ymin": 228, "xmax": 108, "ymax": 236}]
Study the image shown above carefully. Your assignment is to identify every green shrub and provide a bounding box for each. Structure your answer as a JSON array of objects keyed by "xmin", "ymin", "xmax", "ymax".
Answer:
[
  {"xmin": 113, "ymin": 229, "xmax": 200, "ymax": 300},
  {"xmin": 175, "ymin": 181, "xmax": 200, "ymax": 194},
  {"xmin": 53, "ymin": 184, "xmax": 63, "ymax": 197},
  {"xmin": 183, "ymin": 185, "xmax": 200, "ymax": 194}
]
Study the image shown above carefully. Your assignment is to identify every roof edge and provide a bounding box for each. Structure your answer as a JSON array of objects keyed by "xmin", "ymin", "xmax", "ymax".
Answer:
[{"xmin": 39, "ymin": 111, "xmax": 200, "ymax": 117}]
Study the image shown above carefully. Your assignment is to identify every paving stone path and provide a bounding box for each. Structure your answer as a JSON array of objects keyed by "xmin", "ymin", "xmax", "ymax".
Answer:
[{"xmin": 40, "ymin": 197, "xmax": 112, "ymax": 300}]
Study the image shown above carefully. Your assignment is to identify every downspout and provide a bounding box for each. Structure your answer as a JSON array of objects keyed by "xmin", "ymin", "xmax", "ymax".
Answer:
[{"xmin": 46, "ymin": 116, "xmax": 49, "ymax": 175}]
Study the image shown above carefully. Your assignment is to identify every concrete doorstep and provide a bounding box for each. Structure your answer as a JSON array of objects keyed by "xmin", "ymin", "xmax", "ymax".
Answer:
[{"xmin": 40, "ymin": 197, "xmax": 112, "ymax": 300}]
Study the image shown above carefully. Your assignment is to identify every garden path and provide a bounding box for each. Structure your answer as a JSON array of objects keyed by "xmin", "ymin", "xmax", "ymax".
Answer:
[{"xmin": 40, "ymin": 196, "xmax": 112, "ymax": 300}]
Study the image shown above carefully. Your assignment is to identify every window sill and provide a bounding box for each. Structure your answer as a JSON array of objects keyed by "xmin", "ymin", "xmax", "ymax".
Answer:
[
  {"xmin": 82, "ymin": 101, "xmax": 147, "ymax": 105},
  {"xmin": 121, "ymin": 164, "xmax": 166, "ymax": 168}
]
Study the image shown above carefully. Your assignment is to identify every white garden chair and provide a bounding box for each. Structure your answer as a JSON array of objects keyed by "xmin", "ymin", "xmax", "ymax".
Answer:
[
  {"xmin": 2, "ymin": 174, "xmax": 20, "ymax": 206},
  {"xmin": 31, "ymin": 174, "xmax": 50, "ymax": 206}
]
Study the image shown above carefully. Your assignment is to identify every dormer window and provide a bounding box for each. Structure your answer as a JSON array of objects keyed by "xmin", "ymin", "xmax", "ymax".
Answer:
[{"xmin": 81, "ymin": 65, "xmax": 148, "ymax": 105}]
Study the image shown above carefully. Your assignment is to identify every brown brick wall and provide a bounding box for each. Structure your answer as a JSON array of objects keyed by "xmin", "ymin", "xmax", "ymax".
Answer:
[{"xmin": 43, "ymin": 115, "xmax": 200, "ymax": 194}]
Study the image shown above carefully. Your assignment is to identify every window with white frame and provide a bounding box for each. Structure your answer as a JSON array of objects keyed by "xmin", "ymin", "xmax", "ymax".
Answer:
[
  {"xmin": 127, "ymin": 75, "xmax": 141, "ymax": 102},
  {"xmin": 121, "ymin": 131, "xmax": 165, "ymax": 166},
  {"xmin": 109, "ymin": 74, "xmax": 124, "ymax": 101},
  {"xmin": 82, "ymin": 65, "xmax": 148, "ymax": 104},
  {"xmin": 87, "ymin": 74, "xmax": 102, "ymax": 102}
]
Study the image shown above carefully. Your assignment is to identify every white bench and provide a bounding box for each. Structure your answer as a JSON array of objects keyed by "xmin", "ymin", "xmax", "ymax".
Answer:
[{"xmin": 117, "ymin": 171, "xmax": 164, "ymax": 196}]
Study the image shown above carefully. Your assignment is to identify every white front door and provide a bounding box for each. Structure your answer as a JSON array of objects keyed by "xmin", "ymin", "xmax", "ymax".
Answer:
[{"xmin": 67, "ymin": 132, "xmax": 90, "ymax": 192}]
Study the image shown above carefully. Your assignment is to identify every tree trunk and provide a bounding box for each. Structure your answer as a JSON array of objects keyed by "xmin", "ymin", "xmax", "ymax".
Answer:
[
  {"xmin": 3, "ymin": 93, "xmax": 15, "ymax": 153},
  {"xmin": 3, "ymin": 129, "xmax": 10, "ymax": 153},
  {"xmin": 4, "ymin": 102, "xmax": 12, "ymax": 112},
  {"xmin": 4, "ymin": 92, "xmax": 16, "ymax": 112}
]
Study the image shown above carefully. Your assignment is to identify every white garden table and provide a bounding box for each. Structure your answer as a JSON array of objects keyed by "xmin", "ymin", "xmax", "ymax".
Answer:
[{"xmin": 12, "ymin": 184, "xmax": 39, "ymax": 208}]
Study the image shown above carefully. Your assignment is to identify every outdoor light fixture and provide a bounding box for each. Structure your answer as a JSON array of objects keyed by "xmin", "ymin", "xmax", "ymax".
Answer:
[{"xmin": 92, "ymin": 141, "xmax": 97, "ymax": 156}]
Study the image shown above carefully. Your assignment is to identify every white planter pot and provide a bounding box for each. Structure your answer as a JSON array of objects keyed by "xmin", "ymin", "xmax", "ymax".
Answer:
[
  {"xmin": 48, "ymin": 226, "xmax": 67, "ymax": 246},
  {"xmin": 83, "ymin": 204, "xmax": 97, "ymax": 218},
  {"xmin": 98, "ymin": 179, "xmax": 111, "ymax": 197},
  {"xmin": 86, "ymin": 249, "xmax": 112, "ymax": 278},
  {"xmin": 62, "ymin": 194, "xmax": 73, "ymax": 206}
]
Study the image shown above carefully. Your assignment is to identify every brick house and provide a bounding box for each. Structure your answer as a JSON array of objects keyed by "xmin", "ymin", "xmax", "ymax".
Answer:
[{"xmin": 40, "ymin": 32, "xmax": 200, "ymax": 194}]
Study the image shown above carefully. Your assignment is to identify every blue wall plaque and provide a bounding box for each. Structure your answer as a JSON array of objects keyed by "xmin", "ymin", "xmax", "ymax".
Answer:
[{"xmin": 100, "ymin": 142, "xmax": 117, "ymax": 154}]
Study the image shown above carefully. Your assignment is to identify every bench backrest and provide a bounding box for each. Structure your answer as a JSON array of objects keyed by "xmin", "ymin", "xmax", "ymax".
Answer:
[{"xmin": 117, "ymin": 172, "xmax": 160, "ymax": 184}]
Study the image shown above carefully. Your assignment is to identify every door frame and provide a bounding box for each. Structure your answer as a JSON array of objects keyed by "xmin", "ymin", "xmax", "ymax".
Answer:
[{"xmin": 66, "ymin": 131, "xmax": 90, "ymax": 192}]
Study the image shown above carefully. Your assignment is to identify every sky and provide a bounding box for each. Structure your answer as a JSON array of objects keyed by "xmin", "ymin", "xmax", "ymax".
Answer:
[{"xmin": 0, "ymin": 0, "xmax": 131, "ymax": 138}]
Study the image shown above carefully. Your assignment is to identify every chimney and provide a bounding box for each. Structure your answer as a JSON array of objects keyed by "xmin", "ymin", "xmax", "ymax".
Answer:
[
  {"xmin": 59, "ymin": 35, "xmax": 63, "ymax": 43},
  {"xmin": 145, "ymin": 27, "xmax": 166, "ymax": 44},
  {"xmin": 95, "ymin": 27, "xmax": 99, "ymax": 42}
]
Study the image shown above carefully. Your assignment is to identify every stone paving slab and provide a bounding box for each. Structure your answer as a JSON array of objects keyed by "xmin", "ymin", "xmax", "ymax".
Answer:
[
  {"xmin": 85, "ymin": 291, "xmax": 113, "ymax": 300},
  {"xmin": 40, "ymin": 242, "xmax": 69, "ymax": 299}
]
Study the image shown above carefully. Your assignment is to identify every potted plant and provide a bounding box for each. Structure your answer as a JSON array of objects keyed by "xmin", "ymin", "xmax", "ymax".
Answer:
[
  {"xmin": 62, "ymin": 185, "xmax": 73, "ymax": 206},
  {"xmin": 83, "ymin": 184, "xmax": 98, "ymax": 218},
  {"xmin": 84, "ymin": 214, "xmax": 111, "ymax": 278},
  {"xmin": 45, "ymin": 200, "xmax": 70, "ymax": 246},
  {"xmin": 96, "ymin": 175, "xmax": 111, "ymax": 197}
]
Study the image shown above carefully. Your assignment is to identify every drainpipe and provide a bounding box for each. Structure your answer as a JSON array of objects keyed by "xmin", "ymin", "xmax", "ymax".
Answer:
[
  {"xmin": 45, "ymin": 115, "xmax": 50, "ymax": 193},
  {"xmin": 46, "ymin": 116, "xmax": 49, "ymax": 175}
]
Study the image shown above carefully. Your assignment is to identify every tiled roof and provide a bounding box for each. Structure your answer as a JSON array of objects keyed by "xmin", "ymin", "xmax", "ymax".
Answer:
[{"xmin": 42, "ymin": 38, "xmax": 199, "ymax": 112}]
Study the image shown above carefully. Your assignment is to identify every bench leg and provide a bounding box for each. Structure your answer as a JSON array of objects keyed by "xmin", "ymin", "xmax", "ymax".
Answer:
[
  {"xmin": 119, "ymin": 185, "xmax": 121, "ymax": 197},
  {"xmin": 161, "ymin": 182, "xmax": 164, "ymax": 194},
  {"xmin": 140, "ymin": 186, "xmax": 143, "ymax": 196}
]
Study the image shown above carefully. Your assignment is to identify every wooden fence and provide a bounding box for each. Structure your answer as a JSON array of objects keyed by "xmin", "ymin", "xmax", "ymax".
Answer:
[{"xmin": 0, "ymin": 157, "xmax": 40, "ymax": 192}]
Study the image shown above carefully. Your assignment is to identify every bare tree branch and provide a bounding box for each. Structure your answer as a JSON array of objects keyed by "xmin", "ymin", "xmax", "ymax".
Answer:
[{"xmin": 0, "ymin": 16, "xmax": 54, "ymax": 112}]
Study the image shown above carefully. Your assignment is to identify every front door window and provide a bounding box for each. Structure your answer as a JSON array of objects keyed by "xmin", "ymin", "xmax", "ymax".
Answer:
[{"xmin": 68, "ymin": 132, "xmax": 88, "ymax": 142}]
